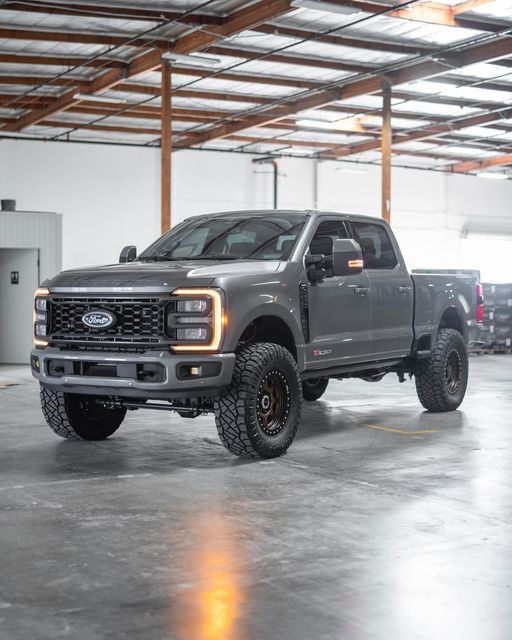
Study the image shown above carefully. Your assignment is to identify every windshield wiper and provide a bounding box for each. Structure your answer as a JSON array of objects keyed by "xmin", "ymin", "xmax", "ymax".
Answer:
[
  {"xmin": 139, "ymin": 254, "xmax": 245, "ymax": 262},
  {"xmin": 139, "ymin": 256, "xmax": 184, "ymax": 262},
  {"xmin": 192, "ymin": 254, "xmax": 244, "ymax": 261}
]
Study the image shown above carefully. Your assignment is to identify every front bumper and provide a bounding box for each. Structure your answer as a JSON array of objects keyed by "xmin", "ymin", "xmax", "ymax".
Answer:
[{"xmin": 31, "ymin": 347, "xmax": 236, "ymax": 399}]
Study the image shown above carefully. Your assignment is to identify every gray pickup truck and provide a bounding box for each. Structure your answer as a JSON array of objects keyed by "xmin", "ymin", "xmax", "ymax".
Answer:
[{"xmin": 31, "ymin": 210, "xmax": 482, "ymax": 458}]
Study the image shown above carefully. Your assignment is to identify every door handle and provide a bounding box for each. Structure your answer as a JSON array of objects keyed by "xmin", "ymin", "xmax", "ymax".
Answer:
[
  {"xmin": 398, "ymin": 286, "xmax": 412, "ymax": 294},
  {"xmin": 354, "ymin": 286, "xmax": 369, "ymax": 296}
]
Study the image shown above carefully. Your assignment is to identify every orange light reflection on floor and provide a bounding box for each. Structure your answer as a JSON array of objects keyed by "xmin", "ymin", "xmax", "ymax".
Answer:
[{"xmin": 171, "ymin": 511, "xmax": 247, "ymax": 640}]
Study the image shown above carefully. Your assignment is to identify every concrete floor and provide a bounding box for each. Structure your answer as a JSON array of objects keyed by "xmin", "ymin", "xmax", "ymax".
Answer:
[{"xmin": 0, "ymin": 355, "xmax": 511, "ymax": 640}]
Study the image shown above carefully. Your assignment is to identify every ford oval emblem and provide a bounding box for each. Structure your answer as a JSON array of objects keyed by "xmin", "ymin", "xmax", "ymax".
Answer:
[{"xmin": 82, "ymin": 309, "xmax": 117, "ymax": 330}]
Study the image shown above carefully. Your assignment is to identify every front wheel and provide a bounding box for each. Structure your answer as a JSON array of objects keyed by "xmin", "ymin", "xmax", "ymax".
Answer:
[
  {"xmin": 415, "ymin": 329, "xmax": 468, "ymax": 412},
  {"xmin": 40, "ymin": 386, "xmax": 126, "ymax": 440},
  {"xmin": 214, "ymin": 343, "xmax": 302, "ymax": 458}
]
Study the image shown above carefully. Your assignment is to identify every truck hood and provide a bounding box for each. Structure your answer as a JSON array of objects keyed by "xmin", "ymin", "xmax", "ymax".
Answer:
[{"xmin": 45, "ymin": 259, "xmax": 281, "ymax": 290}]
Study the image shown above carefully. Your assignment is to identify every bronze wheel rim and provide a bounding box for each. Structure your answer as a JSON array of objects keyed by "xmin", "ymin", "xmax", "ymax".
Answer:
[
  {"xmin": 257, "ymin": 370, "xmax": 291, "ymax": 436},
  {"xmin": 445, "ymin": 349, "xmax": 461, "ymax": 395}
]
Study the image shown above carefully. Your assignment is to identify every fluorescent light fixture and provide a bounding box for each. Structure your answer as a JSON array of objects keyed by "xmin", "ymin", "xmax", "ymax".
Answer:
[
  {"xmin": 161, "ymin": 52, "xmax": 221, "ymax": 68},
  {"xmin": 336, "ymin": 166, "xmax": 367, "ymax": 174},
  {"xmin": 297, "ymin": 116, "xmax": 369, "ymax": 133},
  {"xmin": 296, "ymin": 118, "xmax": 336, "ymax": 130},
  {"xmin": 476, "ymin": 172, "xmax": 508, "ymax": 180},
  {"xmin": 291, "ymin": 0, "xmax": 361, "ymax": 14},
  {"xmin": 73, "ymin": 93, "xmax": 126, "ymax": 104}
]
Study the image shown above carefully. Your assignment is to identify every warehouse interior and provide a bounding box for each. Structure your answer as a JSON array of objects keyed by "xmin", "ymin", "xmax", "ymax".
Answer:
[{"xmin": 1, "ymin": 0, "xmax": 512, "ymax": 638}]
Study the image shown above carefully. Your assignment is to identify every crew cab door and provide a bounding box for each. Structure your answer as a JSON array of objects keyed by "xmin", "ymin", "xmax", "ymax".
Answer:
[
  {"xmin": 303, "ymin": 218, "xmax": 371, "ymax": 369},
  {"xmin": 351, "ymin": 220, "xmax": 414, "ymax": 359}
]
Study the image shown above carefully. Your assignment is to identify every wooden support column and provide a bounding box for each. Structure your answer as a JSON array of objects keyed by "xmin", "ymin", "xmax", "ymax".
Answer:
[
  {"xmin": 381, "ymin": 80, "xmax": 392, "ymax": 224},
  {"xmin": 161, "ymin": 60, "xmax": 172, "ymax": 234}
]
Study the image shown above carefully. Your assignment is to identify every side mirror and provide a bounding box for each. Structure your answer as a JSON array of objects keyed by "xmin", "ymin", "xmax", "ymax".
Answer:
[
  {"xmin": 332, "ymin": 239, "xmax": 364, "ymax": 276},
  {"xmin": 119, "ymin": 245, "xmax": 137, "ymax": 263}
]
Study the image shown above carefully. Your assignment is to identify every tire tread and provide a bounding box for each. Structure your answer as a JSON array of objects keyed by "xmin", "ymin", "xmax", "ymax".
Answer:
[
  {"xmin": 40, "ymin": 385, "xmax": 83, "ymax": 440},
  {"xmin": 215, "ymin": 343, "xmax": 302, "ymax": 458},
  {"xmin": 415, "ymin": 328, "xmax": 468, "ymax": 412}
]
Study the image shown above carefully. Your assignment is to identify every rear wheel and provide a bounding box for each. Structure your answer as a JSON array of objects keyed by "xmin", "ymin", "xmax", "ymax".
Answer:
[
  {"xmin": 302, "ymin": 377, "xmax": 329, "ymax": 401},
  {"xmin": 415, "ymin": 329, "xmax": 468, "ymax": 412},
  {"xmin": 214, "ymin": 342, "xmax": 302, "ymax": 458},
  {"xmin": 40, "ymin": 385, "xmax": 126, "ymax": 440}
]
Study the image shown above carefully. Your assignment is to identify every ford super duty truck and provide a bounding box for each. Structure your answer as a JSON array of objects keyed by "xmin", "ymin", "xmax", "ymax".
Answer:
[{"xmin": 31, "ymin": 210, "xmax": 482, "ymax": 458}]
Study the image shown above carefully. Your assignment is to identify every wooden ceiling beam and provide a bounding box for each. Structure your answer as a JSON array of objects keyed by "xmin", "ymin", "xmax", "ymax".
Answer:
[
  {"xmin": 436, "ymin": 74, "xmax": 512, "ymax": 94},
  {"xmin": 0, "ymin": 27, "xmax": 175, "ymax": 49},
  {"xmin": 66, "ymin": 105, "xmax": 235, "ymax": 123},
  {"xmin": 254, "ymin": 23, "xmax": 435, "ymax": 55},
  {"xmin": 325, "ymin": 0, "xmax": 512, "ymax": 32},
  {"xmin": 177, "ymin": 35, "xmax": 512, "ymax": 148},
  {"xmin": 389, "ymin": 89, "xmax": 503, "ymax": 111},
  {"xmin": 1, "ymin": 1, "xmax": 226, "ymax": 25},
  {"xmin": 450, "ymin": 153, "xmax": 512, "ymax": 172},
  {"xmin": 170, "ymin": 65, "xmax": 320, "ymax": 89},
  {"xmin": 40, "ymin": 119, "xmax": 160, "ymax": 135},
  {"xmin": 118, "ymin": 84, "xmax": 276, "ymax": 105},
  {"xmin": 206, "ymin": 45, "xmax": 373, "ymax": 74},
  {"xmin": 227, "ymin": 134, "xmax": 343, "ymax": 149},
  {"xmin": 2, "ymin": 0, "xmax": 293, "ymax": 132},
  {"xmin": 0, "ymin": 115, "xmax": 484, "ymax": 162},
  {"xmin": 0, "ymin": 48, "xmax": 372, "ymax": 77},
  {"xmin": 0, "ymin": 53, "xmax": 126, "ymax": 70},
  {"xmin": 322, "ymin": 105, "xmax": 512, "ymax": 159}
]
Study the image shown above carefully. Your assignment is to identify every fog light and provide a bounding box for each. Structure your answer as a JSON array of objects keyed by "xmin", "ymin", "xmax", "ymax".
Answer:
[{"xmin": 190, "ymin": 366, "xmax": 200, "ymax": 376}]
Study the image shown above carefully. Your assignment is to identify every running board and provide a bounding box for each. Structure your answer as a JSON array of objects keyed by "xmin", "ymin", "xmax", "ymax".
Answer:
[{"xmin": 301, "ymin": 358, "xmax": 404, "ymax": 380}]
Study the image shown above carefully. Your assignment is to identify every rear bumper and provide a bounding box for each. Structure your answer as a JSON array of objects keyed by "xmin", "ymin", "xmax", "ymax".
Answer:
[{"xmin": 31, "ymin": 347, "xmax": 236, "ymax": 399}]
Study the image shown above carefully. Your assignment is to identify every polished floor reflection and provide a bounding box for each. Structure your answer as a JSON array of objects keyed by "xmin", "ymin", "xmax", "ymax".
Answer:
[
  {"xmin": 0, "ymin": 355, "xmax": 511, "ymax": 640},
  {"xmin": 171, "ymin": 510, "xmax": 248, "ymax": 640}
]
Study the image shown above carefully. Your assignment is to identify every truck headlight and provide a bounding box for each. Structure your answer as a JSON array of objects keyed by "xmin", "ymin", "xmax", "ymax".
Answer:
[
  {"xmin": 168, "ymin": 289, "xmax": 224, "ymax": 352},
  {"xmin": 34, "ymin": 287, "xmax": 50, "ymax": 348}
]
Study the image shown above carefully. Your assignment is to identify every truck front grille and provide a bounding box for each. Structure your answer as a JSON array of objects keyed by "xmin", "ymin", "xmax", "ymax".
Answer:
[{"xmin": 49, "ymin": 296, "xmax": 168, "ymax": 349}]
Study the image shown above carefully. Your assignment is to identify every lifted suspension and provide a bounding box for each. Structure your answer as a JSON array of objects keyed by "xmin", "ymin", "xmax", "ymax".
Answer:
[{"xmin": 94, "ymin": 397, "xmax": 214, "ymax": 418}]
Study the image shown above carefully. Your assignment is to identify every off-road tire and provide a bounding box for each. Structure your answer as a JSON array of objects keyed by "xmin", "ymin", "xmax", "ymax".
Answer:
[
  {"xmin": 214, "ymin": 343, "xmax": 302, "ymax": 458},
  {"xmin": 40, "ymin": 385, "xmax": 126, "ymax": 440},
  {"xmin": 302, "ymin": 377, "xmax": 329, "ymax": 401},
  {"xmin": 415, "ymin": 329, "xmax": 468, "ymax": 412}
]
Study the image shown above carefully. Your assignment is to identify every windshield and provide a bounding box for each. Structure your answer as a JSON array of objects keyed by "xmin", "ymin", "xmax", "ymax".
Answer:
[{"xmin": 139, "ymin": 214, "xmax": 307, "ymax": 262}]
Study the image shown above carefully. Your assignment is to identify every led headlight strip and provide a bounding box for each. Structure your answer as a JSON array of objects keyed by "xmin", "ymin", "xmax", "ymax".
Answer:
[
  {"xmin": 172, "ymin": 288, "xmax": 223, "ymax": 352},
  {"xmin": 33, "ymin": 287, "xmax": 50, "ymax": 347}
]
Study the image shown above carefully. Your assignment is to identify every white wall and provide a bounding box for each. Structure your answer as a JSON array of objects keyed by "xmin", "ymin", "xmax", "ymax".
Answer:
[
  {"xmin": 317, "ymin": 160, "xmax": 512, "ymax": 273},
  {"xmin": 1, "ymin": 138, "xmax": 511, "ymax": 277},
  {"xmin": 0, "ymin": 139, "xmax": 160, "ymax": 269}
]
